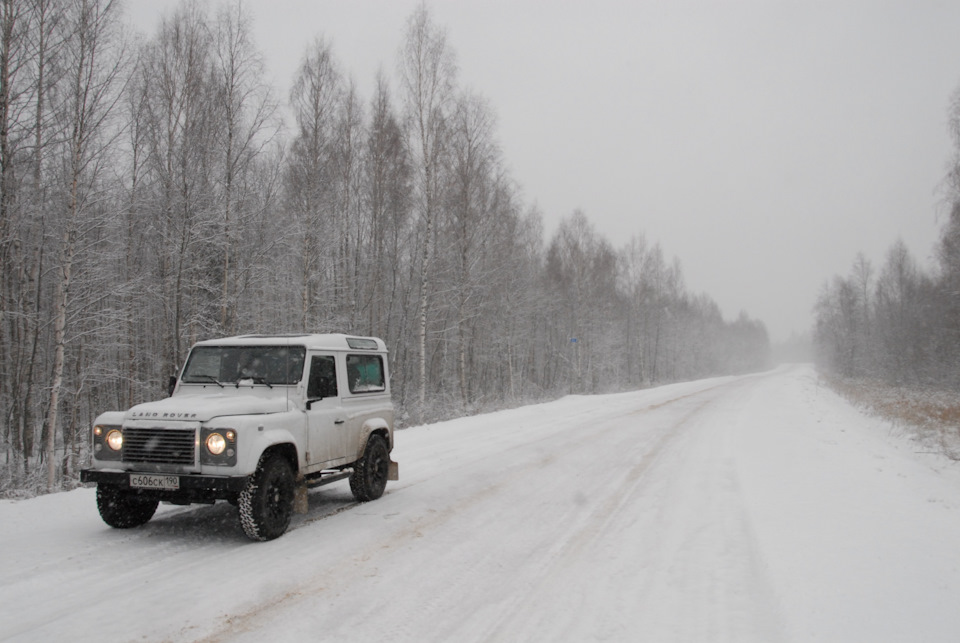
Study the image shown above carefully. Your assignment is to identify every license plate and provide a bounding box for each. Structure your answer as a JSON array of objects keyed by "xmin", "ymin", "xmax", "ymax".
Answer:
[{"xmin": 129, "ymin": 473, "xmax": 179, "ymax": 490}]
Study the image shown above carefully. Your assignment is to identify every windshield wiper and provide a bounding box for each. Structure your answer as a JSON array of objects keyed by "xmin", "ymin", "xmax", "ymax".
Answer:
[
  {"xmin": 190, "ymin": 375, "xmax": 224, "ymax": 388},
  {"xmin": 235, "ymin": 376, "xmax": 273, "ymax": 388}
]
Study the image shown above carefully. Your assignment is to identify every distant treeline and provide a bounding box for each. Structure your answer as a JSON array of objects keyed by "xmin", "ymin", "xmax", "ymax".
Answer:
[
  {"xmin": 0, "ymin": 1, "xmax": 769, "ymax": 494},
  {"xmin": 814, "ymin": 89, "xmax": 960, "ymax": 386}
]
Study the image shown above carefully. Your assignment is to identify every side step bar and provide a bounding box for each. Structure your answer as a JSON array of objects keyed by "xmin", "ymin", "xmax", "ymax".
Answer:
[
  {"xmin": 293, "ymin": 463, "xmax": 399, "ymax": 514},
  {"xmin": 304, "ymin": 470, "xmax": 352, "ymax": 489}
]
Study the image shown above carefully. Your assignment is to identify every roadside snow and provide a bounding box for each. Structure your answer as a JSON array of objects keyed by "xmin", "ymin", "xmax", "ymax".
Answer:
[{"xmin": 2, "ymin": 364, "xmax": 959, "ymax": 642}]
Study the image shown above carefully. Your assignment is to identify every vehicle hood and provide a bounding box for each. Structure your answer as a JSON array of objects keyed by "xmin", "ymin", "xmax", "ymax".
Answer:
[{"xmin": 125, "ymin": 393, "xmax": 292, "ymax": 422}]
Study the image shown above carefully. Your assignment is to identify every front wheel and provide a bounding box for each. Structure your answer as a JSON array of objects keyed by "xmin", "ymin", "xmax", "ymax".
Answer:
[
  {"xmin": 238, "ymin": 453, "xmax": 295, "ymax": 541},
  {"xmin": 349, "ymin": 434, "xmax": 390, "ymax": 502},
  {"xmin": 96, "ymin": 485, "xmax": 159, "ymax": 529}
]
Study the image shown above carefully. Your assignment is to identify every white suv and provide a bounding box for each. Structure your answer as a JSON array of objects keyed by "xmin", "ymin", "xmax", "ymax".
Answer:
[{"xmin": 81, "ymin": 334, "xmax": 397, "ymax": 541}]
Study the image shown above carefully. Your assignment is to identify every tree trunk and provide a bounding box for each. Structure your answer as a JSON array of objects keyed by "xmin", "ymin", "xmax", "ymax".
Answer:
[{"xmin": 46, "ymin": 213, "xmax": 76, "ymax": 492}]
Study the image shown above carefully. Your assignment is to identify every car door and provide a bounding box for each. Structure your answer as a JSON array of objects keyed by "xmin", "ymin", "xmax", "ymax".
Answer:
[{"xmin": 304, "ymin": 353, "xmax": 346, "ymax": 468}]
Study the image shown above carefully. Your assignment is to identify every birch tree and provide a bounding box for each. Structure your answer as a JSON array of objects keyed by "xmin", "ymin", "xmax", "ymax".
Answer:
[
  {"xmin": 212, "ymin": 2, "xmax": 277, "ymax": 334},
  {"xmin": 874, "ymin": 239, "xmax": 924, "ymax": 383},
  {"xmin": 286, "ymin": 36, "xmax": 341, "ymax": 329},
  {"xmin": 445, "ymin": 91, "xmax": 498, "ymax": 407},
  {"xmin": 44, "ymin": 0, "xmax": 124, "ymax": 491},
  {"xmin": 363, "ymin": 72, "xmax": 411, "ymax": 339},
  {"xmin": 138, "ymin": 3, "xmax": 218, "ymax": 372},
  {"xmin": 619, "ymin": 235, "xmax": 650, "ymax": 384},
  {"xmin": 1, "ymin": 0, "xmax": 37, "ymax": 476},
  {"xmin": 399, "ymin": 4, "xmax": 457, "ymax": 419}
]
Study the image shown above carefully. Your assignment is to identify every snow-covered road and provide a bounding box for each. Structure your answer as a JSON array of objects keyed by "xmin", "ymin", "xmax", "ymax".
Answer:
[{"xmin": 3, "ymin": 364, "xmax": 960, "ymax": 642}]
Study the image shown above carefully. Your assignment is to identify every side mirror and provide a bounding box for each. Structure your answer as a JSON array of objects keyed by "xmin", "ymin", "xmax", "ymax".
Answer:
[{"xmin": 167, "ymin": 375, "xmax": 177, "ymax": 397}]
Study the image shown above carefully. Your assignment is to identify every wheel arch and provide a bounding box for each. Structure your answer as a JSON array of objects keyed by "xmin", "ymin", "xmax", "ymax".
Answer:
[
  {"xmin": 241, "ymin": 427, "xmax": 302, "ymax": 474},
  {"xmin": 259, "ymin": 442, "xmax": 299, "ymax": 474},
  {"xmin": 355, "ymin": 419, "xmax": 392, "ymax": 461}
]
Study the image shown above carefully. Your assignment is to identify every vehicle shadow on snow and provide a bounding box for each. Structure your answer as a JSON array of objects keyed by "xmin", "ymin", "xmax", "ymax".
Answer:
[
  {"xmin": 292, "ymin": 486, "xmax": 359, "ymax": 530},
  {"xmin": 137, "ymin": 484, "xmax": 359, "ymax": 543},
  {"xmin": 141, "ymin": 502, "xmax": 249, "ymax": 542}
]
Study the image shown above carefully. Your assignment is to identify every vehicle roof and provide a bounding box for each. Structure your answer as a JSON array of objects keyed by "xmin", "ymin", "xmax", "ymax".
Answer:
[{"xmin": 191, "ymin": 333, "xmax": 387, "ymax": 352}]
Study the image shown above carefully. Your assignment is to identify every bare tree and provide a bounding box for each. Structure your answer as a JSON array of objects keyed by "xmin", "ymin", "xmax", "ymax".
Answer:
[
  {"xmin": 1, "ymin": 0, "xmax": 36, "ymax": 476},
  {"xmin": 330, "ymin": 78, "xmax": 366, "ymax": 327},
  {"xmin": 816, "ymin": 240, "xmax": 935, "ymax": 385},
  {"xmin": 399, "ymin": 3, "xmax": 457, "ymax": 420},
  {"xmin": 287, "ymin": 36, "xmax": 342, "ymax": 329},
  {"xmin": 212, "ymin": 1, "xmax": 277, "ymax": 334},
  {"xmin": 445, "ymin": 91, "xmax": 498, "ymax": 408},
  {"xmin": 545, "ymin": 211, "xmax": 619, "ymax": 392},
  {"xmin": 44, "ymin": 0, "xmax": 125, "ymax": 491},
  {"xmin": 19, "ymin": 0, "xmax": 69, "ymax": 476},
  {"xmin": 874, "ymin": 239, "xmax": 923, "ymax": 383},
  {"xmin": 619, "ymin": 235, "xmax": 650, "ymax": 384},
  {"xmin": 364, "ymin": 72, "xmax": 411, "ymax": 334},
  {"xmin": 137, "ymin": 2, "xmax": 219, "ymax": 372}
]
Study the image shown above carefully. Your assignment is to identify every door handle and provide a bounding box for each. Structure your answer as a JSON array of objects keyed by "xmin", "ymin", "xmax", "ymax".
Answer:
[{"xmin": 334, "ymin": 419, "xmax": 345, "ymax": 425}]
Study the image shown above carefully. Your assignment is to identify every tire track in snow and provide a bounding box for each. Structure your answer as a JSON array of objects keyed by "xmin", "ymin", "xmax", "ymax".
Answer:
[
  {"xmin": 474, "ymin": 394, "xmax": 721, "ymax": 640},
  {"xmin": 478, "ymin": 373, "xmax": 786, "ymax": 642},
  {"xmin": 607, "ymin": 375, "xmax": 785, "ymax": 642},
  {"xmin": 194, "ymin": 377, "xmax": 759, "ymax": 643}
]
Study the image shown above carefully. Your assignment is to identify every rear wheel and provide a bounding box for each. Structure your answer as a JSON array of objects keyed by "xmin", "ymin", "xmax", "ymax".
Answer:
[
  {"xmin": 96, "ymin": 485, "xmax": 159, "ymax": 529},
  {"xmin": 238, "ymin": 453, "xmax": 295, "ymax": 541},
  {"xmin": 350, "ymin": 434, "xmax": 389, "ymax": 502}
]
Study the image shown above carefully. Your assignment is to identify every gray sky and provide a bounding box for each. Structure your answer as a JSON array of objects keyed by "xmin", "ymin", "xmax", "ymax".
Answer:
[{"xmin": 125, "ymin": 0, "xmax": 960, "ymax": 342}]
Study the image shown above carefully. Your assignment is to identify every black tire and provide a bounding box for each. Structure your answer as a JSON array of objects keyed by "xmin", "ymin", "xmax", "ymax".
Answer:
[
  {"xmin": 349, "ymin": 434, "xmax": 389, "ymax": 502},
  {"xmin": 238, "ymin": 453, "xmax": 295, "ymax": 541},
  {"xmin": 96, "ymin": 485, "xmax": 159, "ymax": 529}
]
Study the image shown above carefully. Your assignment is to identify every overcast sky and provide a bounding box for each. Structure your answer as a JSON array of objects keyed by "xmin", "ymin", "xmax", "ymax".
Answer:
[{"xmin": 125, "ymin": 0, "xmax": 960, "ymax": 342}]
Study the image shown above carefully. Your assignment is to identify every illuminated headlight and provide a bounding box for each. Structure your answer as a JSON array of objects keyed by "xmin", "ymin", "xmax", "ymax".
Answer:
[
  {"xmin": 205, "ymin": 432, "xmax": 226, "ymax": 455},
  {"xmin": 105, "ymin": 429, "xmax": 123, "ymax": 451},
  {"xmin": 92, "ymin": 425, "xmax": 122, "ymax": 461},
  {"xmin": 201, "ymin": 428, "xmax": 237, "ymax": 466}
]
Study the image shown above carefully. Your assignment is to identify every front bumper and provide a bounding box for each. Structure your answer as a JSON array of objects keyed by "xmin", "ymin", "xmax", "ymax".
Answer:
[{"xmin": 80, "ymin": 469, "xmax": 250, "ymax": 502}]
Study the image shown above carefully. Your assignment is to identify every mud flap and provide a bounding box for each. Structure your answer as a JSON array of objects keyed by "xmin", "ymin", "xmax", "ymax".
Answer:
[
  {"xmin": 293, "ymin": 483, "xmax": 309, "ymax": 514},
  {"xmin": 388, "ymin": 460, "xmax": 399, "ymax": 481}
]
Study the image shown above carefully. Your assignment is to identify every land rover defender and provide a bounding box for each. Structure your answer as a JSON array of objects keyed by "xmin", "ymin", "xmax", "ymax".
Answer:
[{"xmin": 80, "ymin": 334, "xmax": 397, "ymax": 541}]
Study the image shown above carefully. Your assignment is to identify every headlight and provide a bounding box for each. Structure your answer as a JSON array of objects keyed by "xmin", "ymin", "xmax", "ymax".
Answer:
[
  {"xmin": 92, "ymin": 425, "xmax": 122, "ymax": 461},
  {"xmin": 201, "ymin": 428, "xmax": 237, "ymax": 465},
  {"xmin": 105, "ymin": 429, "xmax": 123, "ymax": 451},
  {"xmin": 205, "ymin": 432, "xmax": 226, "ymax": 455}
]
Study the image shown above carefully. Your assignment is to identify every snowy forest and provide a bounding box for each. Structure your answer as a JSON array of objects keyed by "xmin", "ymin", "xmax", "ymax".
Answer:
[
  {"xmin": 813, "ymin": 87, "xmax": 960, "ymax": 389},
  {"xmin": 0, "ymin": 0, "xmax": 770, "ymax": 494}
]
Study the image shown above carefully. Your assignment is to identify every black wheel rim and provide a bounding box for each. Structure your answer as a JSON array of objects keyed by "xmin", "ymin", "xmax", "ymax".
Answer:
[
  {"xmin": 370, "ymin": 443, "xmax": 388, "ymax": 488},
  {"xmin": 264, "ymin": 469, "xmax": 292, "ymax": 526}
]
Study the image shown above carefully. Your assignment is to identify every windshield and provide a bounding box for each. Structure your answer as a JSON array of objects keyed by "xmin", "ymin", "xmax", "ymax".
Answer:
[{"xmin": 181, "ymin": 345, "xmax": 306, "ymax": 385}]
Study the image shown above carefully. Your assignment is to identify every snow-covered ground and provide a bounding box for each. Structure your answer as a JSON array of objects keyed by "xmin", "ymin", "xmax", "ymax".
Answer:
[{"xmin": 3, "ymin": 364, "xmax": 960, "ymax": 642}]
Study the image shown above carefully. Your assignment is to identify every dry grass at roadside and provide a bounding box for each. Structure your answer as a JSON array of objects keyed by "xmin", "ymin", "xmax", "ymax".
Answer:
[{"xmin": 823, "ymin": 373, "xmax": 960, "ymax": 461}]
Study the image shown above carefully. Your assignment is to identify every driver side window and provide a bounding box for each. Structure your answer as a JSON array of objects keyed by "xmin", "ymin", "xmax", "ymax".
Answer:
[{"xmin": 307, "ymin": 355, "xmax": 338, "ymax": 399}]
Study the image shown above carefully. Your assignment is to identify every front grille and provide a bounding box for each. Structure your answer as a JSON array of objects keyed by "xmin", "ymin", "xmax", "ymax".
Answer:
[{"xmin": 123, "ymin": 428, "xmax": 196, "ymax": 465}]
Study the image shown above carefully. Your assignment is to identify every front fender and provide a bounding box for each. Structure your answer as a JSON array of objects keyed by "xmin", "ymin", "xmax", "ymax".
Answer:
[
  {"xmin": 240, "ymin": 428, "xmax": 303, "ymax": 475},
  {"xmin": 204, "ymin": 410, "xmax": 306, "ymax": 475}
]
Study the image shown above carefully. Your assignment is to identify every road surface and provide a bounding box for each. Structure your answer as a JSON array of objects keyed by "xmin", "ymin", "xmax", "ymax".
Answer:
[{"xmin": 3, "ymin": 364, "xmax": 960, "ymax": 642}]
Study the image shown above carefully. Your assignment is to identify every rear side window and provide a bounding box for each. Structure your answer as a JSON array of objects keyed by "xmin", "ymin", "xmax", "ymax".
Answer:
[{"xmin": 346, "ymin": 355, "xmax": 385, "ymax": 393}]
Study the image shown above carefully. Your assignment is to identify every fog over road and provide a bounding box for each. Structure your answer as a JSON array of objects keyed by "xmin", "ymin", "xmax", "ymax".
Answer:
[{"xmin": 3, "ymin": 365, "xmax": 960, "ymax": 642}]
